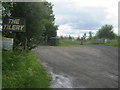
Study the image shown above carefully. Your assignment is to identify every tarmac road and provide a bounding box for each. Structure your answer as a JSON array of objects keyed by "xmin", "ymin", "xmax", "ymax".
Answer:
[{"xmin": 33, "ymin": 45, "xmax": 118, "ymax": 88}]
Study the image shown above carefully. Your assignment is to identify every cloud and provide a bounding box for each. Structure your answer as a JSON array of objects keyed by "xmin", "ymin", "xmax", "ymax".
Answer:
[
  {"xmin": 55, "ymin": 6, "xmax": 107, "ymax": 29},
  {"xmin": 57, "ymin": 24, "xmax": 98, "ymax": 37},
  {"xmin": 48, "ymin": 0, "xmax": 119, "ymax": 36}
]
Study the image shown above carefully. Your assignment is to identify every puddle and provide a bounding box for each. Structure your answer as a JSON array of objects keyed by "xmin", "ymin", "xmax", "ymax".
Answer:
[
  {"xmin": 50, "ymin": 72, "xmax": 73, "ymax": 88},
  {"xmin": 41, "ymin": 62, "xmax": 85, "ymax": 88},
  {"xmin": 41, "ymin": 62, "xmax": 73, "ymax": 88},
  {"xmin": 107, "ymin": 73, "xmax": 118, "ymax": 81},
  {"xmin": 104, "ymin": 72, "xmax": 118, "ymax": 79}
]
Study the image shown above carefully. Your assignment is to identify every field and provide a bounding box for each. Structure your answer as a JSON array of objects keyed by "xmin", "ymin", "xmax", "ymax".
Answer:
[
  {"xmin": 58, "ymin": 39, "xmax": 80, "ymax": 46},
  {"xmin": 58, "ymin": 38, "xmax": 120, "ymax": 47}
]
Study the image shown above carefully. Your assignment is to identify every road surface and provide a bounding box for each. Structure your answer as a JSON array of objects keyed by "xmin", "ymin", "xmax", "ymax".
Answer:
[{"xmin": 33, "ymin": 45, "xmax": 118, "ymax": 88}]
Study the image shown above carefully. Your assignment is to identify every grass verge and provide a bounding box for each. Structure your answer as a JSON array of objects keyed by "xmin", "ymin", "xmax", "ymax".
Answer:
[{"xmin": 2, "ymin": 49, "xmax": 51, "ymax": 88}]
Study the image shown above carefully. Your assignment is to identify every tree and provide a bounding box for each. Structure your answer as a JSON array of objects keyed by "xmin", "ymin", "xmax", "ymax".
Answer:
[
  {"xmin": 2, "ymin": 2, "xmax": 57, "ymax": 50},
  {"xmin": 60, "ymin": 35, "xmax": 64, "ymax": 39},
  {"xmin": 96, "ymin": 24, "xmax": 116, "ymax": 40},
  {"xmin": 89, "ymin": 31, "xmax": 92, "ymax": 40},
  {"xmin": 68, "ymin": 35, "xmax": 72, "ymax": 39},
  {"xmin": 0, "ymin": 2, "xmax": 2, "ymax": 19},
  {"xmin": 2, "ymin": 2, "xmax": 13, "ymax": 17}
]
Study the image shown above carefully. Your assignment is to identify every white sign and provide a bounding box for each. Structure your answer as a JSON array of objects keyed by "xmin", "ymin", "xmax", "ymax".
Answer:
[{"xmin": 1, "ymin": 38, "xmax": 13, "ymax": 50}]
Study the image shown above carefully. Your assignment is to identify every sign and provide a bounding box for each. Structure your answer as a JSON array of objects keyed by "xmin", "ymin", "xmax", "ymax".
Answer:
[
  {"xmin": 2, "ymin": 17, "xmax": 26, "ymax": 32},
  {"xmin": 0, "ymin": 38, "xmax": 13, "ymax": 50}
]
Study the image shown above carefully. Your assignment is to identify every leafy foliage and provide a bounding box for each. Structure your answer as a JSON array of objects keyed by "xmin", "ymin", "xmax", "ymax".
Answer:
[
  {"xmin": 2, "ymin": 2, "xmax": 13, "ymax": 17},
  {"xmin": 2, "ymin": 2, "xmax": 58, "ymax": 50},
  {"xmin": 88, "ymin": 31, "xmax": 92, "ymax": 40},
  {"xmin": 96, "ymin": 24, "xmax": 116, "ymax": 39}
]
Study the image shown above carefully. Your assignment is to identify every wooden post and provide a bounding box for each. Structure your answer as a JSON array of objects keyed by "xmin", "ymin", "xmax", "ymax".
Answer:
[
  {"xmin": 13, "ymin": 33, "xmax": 16, "ymax": 50},
  {"xmin": 23, "ymin": 36, "xmax": 27, "ymax": 50},
  {"xmin": 25, "ymin": 37, "xmax": 27, "ymax": 50},
  {"xmin": 80, "ymin": 37, "xmax": 83, "ymax": 45}
]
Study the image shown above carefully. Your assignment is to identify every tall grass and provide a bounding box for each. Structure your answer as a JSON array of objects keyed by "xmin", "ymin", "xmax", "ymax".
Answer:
[
  {"xmin": 2, "ymin": 50, "xmax": 51, "ymax": 88},
  {"xmin": 105, "ymin": 39, "xmax": 119, "ymax": 47}
]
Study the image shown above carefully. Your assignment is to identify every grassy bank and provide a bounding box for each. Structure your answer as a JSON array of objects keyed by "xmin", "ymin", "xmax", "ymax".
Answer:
[{"xmin": 2, "ymin": 50, "xmax": 51, "ymax": 88}]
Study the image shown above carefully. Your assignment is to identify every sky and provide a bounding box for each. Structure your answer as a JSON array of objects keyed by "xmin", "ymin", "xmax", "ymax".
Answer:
[{"xmin": 48, "ymin": 0, "xmax": 119, "ymax": 38}]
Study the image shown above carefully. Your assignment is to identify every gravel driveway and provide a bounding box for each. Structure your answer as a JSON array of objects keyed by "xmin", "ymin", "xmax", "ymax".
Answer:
[{"xmin": 33, "ymin": 45, "xmax": 118, "ymax": 88}]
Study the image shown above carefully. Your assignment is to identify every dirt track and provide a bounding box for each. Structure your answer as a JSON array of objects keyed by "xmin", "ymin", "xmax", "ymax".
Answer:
[{"xmin": 33, "ymin": 45, "xmax": 118, "ymax": 88}]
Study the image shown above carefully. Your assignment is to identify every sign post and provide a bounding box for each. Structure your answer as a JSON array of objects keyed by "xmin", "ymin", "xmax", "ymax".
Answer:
[
  {"xmin": 2, "ymin": 17, "xmax": 26, "ymax": 50},
  {"xmin": 3, "ymin": 17, "xmax": 26, "ymax": 32}
]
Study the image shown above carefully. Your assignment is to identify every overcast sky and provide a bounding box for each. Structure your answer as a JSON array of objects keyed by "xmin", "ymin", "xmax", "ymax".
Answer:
[{"xmin": 48, "ymin": 0, "xmax": 119, "ymax": 37}]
